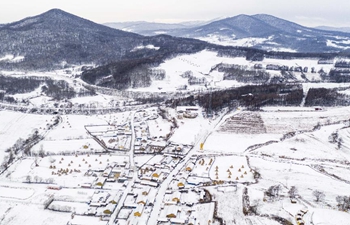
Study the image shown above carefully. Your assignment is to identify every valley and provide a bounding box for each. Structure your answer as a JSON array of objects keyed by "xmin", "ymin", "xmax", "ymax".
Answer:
[{"xmin": 0, "ymin": 8, "xmax": 350, "ymax": 225}]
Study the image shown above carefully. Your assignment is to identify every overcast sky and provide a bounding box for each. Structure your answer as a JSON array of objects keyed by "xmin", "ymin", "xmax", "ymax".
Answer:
[{"xmin": 1, "ymin": 0, "xmax": 349, "ymax": 27}]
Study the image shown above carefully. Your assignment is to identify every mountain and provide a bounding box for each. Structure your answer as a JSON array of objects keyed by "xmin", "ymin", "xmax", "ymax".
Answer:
[
  {"xmin": 177, "ymin": 14, "xmax": 281, "ymax": 39},
  {"xmin": 104, "ymin": 20, "xmax": 210, "ymax": 36},
  {"xmin": 0, "ymin": 9, "xmax": 147, "ymax": 70},
  {"xmin": 191, "ymin": 14, "xmax": 350, "ymax": 52},
  {"xmin": 107, "ymin": 14, "xmax": 350, "ymax": 53},
  {"xmin": 0, "ymin": 9, "xmax": 216, "ymax": 90},
  {"xmin": 173, "ymin": 14, "xmax": 350, "ymax": 52},
  {"xmin": 0, "ymin": 9, "xmax": 213, "ymax": 71},
  {"xmin": 3, "ymin": 9, "xmax": 350, "ymax": 90},
  {"xmin": 315, "ymin": 26, "xmax": 350, "ymax": 33},
  {"xmin": 104, "ymin": 21, "xmax": 189, "ymax": 35}
]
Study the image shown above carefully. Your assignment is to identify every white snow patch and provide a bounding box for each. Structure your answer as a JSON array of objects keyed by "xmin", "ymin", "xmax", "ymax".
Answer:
[
  {"xmin": 154, "ymin": 31, "xmax": 167, "ymax": 34},
  {"xmin": 327, "ymin": 40, "xmax": 350, "ymax": 49},
  {"xmin": 132, "ymin": 45, "xmax": 160, "ymax": 51},
  {"xmin": 0, "ymin": 54, "xmax": 25, "ymax": 62}
]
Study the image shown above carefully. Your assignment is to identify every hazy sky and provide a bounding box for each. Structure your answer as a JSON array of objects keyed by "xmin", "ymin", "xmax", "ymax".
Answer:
[{"xmin": 1, "ymin": 0, "xmax": 349, "ymax": 27}]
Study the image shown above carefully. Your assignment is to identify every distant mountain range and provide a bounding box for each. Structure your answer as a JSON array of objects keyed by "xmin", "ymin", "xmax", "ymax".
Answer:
[
  {"xmin": 1, "ymin": 9, "xmax": 350, "ymax": 71},
  {"xmin": 104, "ymin": 20, "xmax": 215, "ymax": 35},
  {"xmin": 105, "ymin": 14, "xmax": 350, "ymax": 53},
  {"xmin": 0, "ymin": 9, "xmax": 209, "ymax": 71},
  {"xmin": 1, "ymin": 9, "xmax": 350, "ymax": 89},
  {"xmin": 315, "ymin": 26, "xmax": 350, "ymax": 33}
]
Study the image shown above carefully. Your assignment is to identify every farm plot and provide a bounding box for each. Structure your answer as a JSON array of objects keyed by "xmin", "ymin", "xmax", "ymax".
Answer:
[
  {"xmin": 0, "ymin": 111, "xmax": 52, "ymax": 157},
  {"xmin": 31, "ymin": 139, "xmax": 102, "ymax": 155},
  {"xmin": 254, "ymin": 123, "xmax": 347, "ymax": 161},
  {"xmin": 191, "ymin": 156, "xmax": 216, "ymax": 177},
  {"xmin": 260, "ymin": 106, "xmax": 350, "ymax": 134},
  {"xmin": 249, "ymin": 156, "xmax": 350, "ymax": 208},
  {"xmin": 209, "ymin": 156, "xmax": 255, "ymax": 183},
  {"xmin": 190, "ymin": 156, "xmax": 255, "ymax": 183},
  {"xmin": 36, "ymin": 114, "xmax": 109, "ymax": 155},
  {"xmin": 192, "ymin": 203, "xmax": 216, "ymax": 225},
  {"xmin": 319, "ymin": 165, "xmax": 350, "ymax": 183},
  {"xmin": 312, "ymin": 208, "xmax": 350, "ymax": 225},
  {"xmin": 0, "ymin": 203, "xmax": 71, "ymax": 225},
  {"xmin": 202, "ymin": 111, "xmax": 280, "ymax": 153},
  {"xmin": 48, "ymin": 201, "xmax": 89, "ymax": 214},
  {"xmin": 5, "ymin": 154, "xmax": 129, "ymax": 188},
  {"xmin": 170, "ymin": 108, "xmax": 210, "ymax": 145},
  {"xmin": 209, "ymin": 186, "xmax": 245, "ymax": 225},
  {"xmin": 46, "ymin": 114, "xmax": 108, "ymax": 140},
  {"xmin": 217, "ymin": 111, "xmax": 266, "ymax": 134},
  {"xmin": 85, "ymin": 121, "xmax": 132, "ymax": 151},
  {"xmin": 147, "ymin": 117, "xmax": 172, "ymax": 139},
  {"xmin": 203, "ymin": 132, "xmax": 280, "ymax": 153},
  {"xmin": 0, "ymin": 185, "xmax": 34, "ymax": 200}
]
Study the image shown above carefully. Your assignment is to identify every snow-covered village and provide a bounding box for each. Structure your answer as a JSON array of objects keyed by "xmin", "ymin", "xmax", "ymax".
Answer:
[
  {"xmin": 1, "ymin": 4, "xmax": 350, "ymax": 225},
  {"xmin": 1, "ymin": 50, "xmax": 350, "ymax": 225}
]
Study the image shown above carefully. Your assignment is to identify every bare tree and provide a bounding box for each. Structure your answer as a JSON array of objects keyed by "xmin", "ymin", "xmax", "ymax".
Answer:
[
  {"xmin": 336, "ymin": 195, "xmax": 350, "ymax": 211},
  {"xmin": 266, "ymin": 185, "xmax": 281, "ymax": 200},
  {"xmin": 46, "ymin": 178, "xmax": 54, "ymax": 184},
  {"xmin": 39, "ymin": 144, "xmax": 45, "ymax": 158},
  {"xmin": 313, "ymin": 190, "xmax": 325, "ymax": 202},
  {"xmin": 34, "ymin": 175, "xmax": 41, "ymax": 183},
  {"xmin": 288, "ymin": 186, "xmax": 298, "ymax": 199},
  {"xmin": 26, "ymin": 175, "xmax": 32, "ymax": 183}
]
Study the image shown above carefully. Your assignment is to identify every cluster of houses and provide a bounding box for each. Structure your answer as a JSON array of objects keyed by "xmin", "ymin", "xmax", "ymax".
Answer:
[
  {"xmin": 133, "ymin": 110, "xmax": 171, "ymax": 154},
  {"xmin": 161, "ymin": 143, "xmax": 192, "ymax": 157},
  {"xmin": 67, "ymin": 190, "xmax": 122, "ymax": 225},
  {"xmin": 80, "ymin": 160, "xmax": 131, "ymax": 189},
  {"xmin": 176, "ymin": 106, "xmax": 199, "ymax": 120},
  {"xmin": 156, "ymin": 187, "xmax": 211, "ymax": 224},
  {"xmin": 85, "ymin": 123, "xmax": 132, "ymax": 151},
  {"xmin": 134, "ymin": 120, "xmax": 169, "ymax": 154},
  {"xmin": 115, "ymin": 185, "xmax": 156, "ymax": 225},
  {"xmin": 138, "ymin": 155, "xmax": 182, "ymax": 187},
  {"xmin": 254, "ymin": 64, "xmax": 312, "ymax": 73}
]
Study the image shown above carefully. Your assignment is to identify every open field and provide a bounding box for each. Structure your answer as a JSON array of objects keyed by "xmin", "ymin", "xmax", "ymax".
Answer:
[{"xmin": 0, "ymin": 111, "xmax": 53, "ymax": 157}]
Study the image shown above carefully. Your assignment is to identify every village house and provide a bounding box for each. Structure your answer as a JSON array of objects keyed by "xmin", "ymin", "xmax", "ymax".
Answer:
[
  {"xmin": 142, "ymin": 187, "xmax": 151, "ymax": 196},
  {"xmin": 176, "ymin": 106, "xmax": 199, "ymax": 114},
  {"xmin": 90, "ymin": 191, "xmax": 110, "ymax": 207},
  {"xmin": 136, "ymin": 194, "xmax": 148, "ymax": 205},
  {"xmin": 166, "ymin": 205, "xmax": 180, "ymax": 218},
  {"xmin": 133, "ymin": 204, "xmax": 144, "ymax": 217},
  {"xmin": 94, "ymin": 177, "xmax": 106, "ymax": 189},
  {"xmin": 185, "ymin": 162, "xmax": 195, "ymax": 172},
  {"xmin": 99, "ymin": 203, "xmax": 116, "ymax": 216},
  {"xmin": 140, "ymin": 180, "xmax": 159, "ymax": 187},
  {"xmin": 171, "ymin": 191, "xmax": 182, "ymax": 204},
  {"xmin": 148, "ymin": 140, "xmax": 168, "ymax": 153},
  {"xmin": 177, "ymin": 178, "xmax": 186, "ymax": 189}
]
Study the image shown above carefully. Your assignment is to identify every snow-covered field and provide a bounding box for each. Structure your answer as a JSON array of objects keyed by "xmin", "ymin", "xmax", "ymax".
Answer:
[
  {"xmin": 131, "ymin": 50, "xmax": 250, "ymax": 92},
  {"xmin": 124, "ymin": 49, "xmax": 344, "ymax": 94},
  {"xmin": 0, "ymin": 111, "xmax": 53, "ymax": 158},
  {"xmin": 0, "ymin": 203, "xmax": 71, "ymax": 225}
]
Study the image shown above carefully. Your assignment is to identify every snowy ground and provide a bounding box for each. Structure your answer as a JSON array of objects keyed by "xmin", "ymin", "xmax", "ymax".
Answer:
[
  {"xmin": 0, "ymin": 111, "xmax": 53, "ymax": 159},
  {"xmin": 1, "ymin": 103, "xmax": 350, "ymax": 224}
]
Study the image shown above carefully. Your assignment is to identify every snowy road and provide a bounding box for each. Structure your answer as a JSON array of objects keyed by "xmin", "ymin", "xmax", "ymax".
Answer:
[
  {"xmin": 109, "ymin": 111, "xmax": 137, "ymax": 225},
  {"xmin": 147, "ymin": 109, "xmax": 231, "ymax": 224}
]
